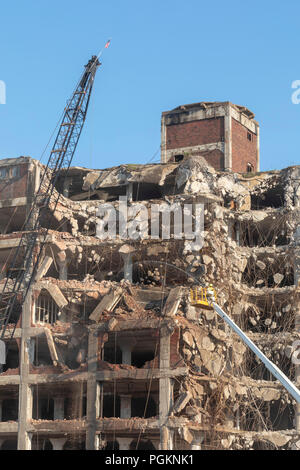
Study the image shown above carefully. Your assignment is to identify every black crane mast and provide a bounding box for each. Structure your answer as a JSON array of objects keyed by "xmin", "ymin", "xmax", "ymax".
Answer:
[{"xmin": 0, "ymin": 55, "xmax": 100, "ymax": 350}]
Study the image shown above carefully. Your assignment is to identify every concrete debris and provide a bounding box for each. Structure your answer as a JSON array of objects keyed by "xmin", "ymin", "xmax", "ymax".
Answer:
[
  {"xmin": 0, "ymin": 154, "xmax": 299, "ymax": 451},
  {"xmin": 178, "ymin": 426, "xmax": 194, "ymax": 444},
  {"xmin": 182, "ymin": 331, "xmax": 194, "ymax": 348},
  {"xmin": 35, "ymin": 256, "xmax": 53, "ymax": 281},
  {"xmin": 273, "ymin": 273, "xmax": 284, "ymax": 285},
  {"xmin": 172, "ymin": 391, "xmax": 192, "ymax": 414},
  {"xmin": 89, "ymin": 290, "xmax": 122, "ymax": 322},
  {"xmin": 163, "ymin": 286, "xmax": 183, "ymax": 317},
  {"xmin": 43, "ymin": 284, "xmax": 68, "ymax": 309}
]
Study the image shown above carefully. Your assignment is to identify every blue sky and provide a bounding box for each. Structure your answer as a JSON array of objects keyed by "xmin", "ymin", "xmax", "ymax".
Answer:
[{"xmin": 0, "ymin": 0, "xmax": 299, "ymax": 171}]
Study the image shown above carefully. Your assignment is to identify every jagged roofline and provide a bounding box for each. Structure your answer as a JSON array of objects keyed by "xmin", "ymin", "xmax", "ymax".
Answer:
[{"xmin": 163, "ymin": 101, "xmax": 255, "ymax": 119}]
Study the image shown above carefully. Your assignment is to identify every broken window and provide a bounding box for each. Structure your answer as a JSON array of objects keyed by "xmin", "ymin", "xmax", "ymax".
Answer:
[
  {"xmin": 239, "ymin": 400, "xmax": 266, "ymax": 431},
  {"xmin": 32, "ymin": 397, "xmax": 54, "ymax": 420},
  {"xmin": 247, "ymin": 163, "xmax": 254, "ymax": 173},
  {"xmin": 0, "ymin": 206, "xmax": 27, "ymax": 234},
  {"xmin": 0, "ymin": 296, "xmax": 21, "ymax": 325},
  {"xmin": 251, "ymin": 184, "xmax": 285, "ymax": 209},
  {"xmin": 1, "ymin": 440, "xmax": 17, "ymax": 450},
  {"xmin": 238, "ymin": 399, "xmax": 294, "ymax": 432},
  {"xmin": 133, "ymin": 261, "xmax": 187, "ymax": 286},
  {"xmin": 2, "ymin": 340, "xmax": 19, "ymax": 372},
  {"xmin": 104, "ymin": 440, "xmax": 119, "ymax": 450},
  {"xmin": 131, "ymin": 396, "xmax": 157, "ymax": 418},
  {"xmin": 35, "ymin": 293, "xmax": 59, "ymax": 324},
  {"xmin": 64, "ymin": 395, "xmax": 87, "ymax": 419},
  {"xmin": 11, "ymin": 166, "xmax": 20, "ymax": 178},
  {"xmin": 241, "ymin": 296, "xmax": 295, "ymax": 334},
  {"xmin": 131, "ymin": 350, "xmax": 155, "ymax": 368},
  {"xmin": 1, "ymin": 399, "xmax": 18, "ymax": 421},
  {"xmin": 72, "ymin": 186, "xmax": 127, "ymax": 202},
  {"xmin": 102, "ymin": 395, "xmax": 121, "ymax": 418},
  {"xmin": 269, "ymin": 400, "xmax": 294, "ymax": 430},
  {"xmin": 132, "ymin": 183, "xmax": 163, "ymax": 201},
  {"xmin": 0, "ymin": 167, "xmax": 8, "ymax": 179},
  {"xmin": 242, "ymin": 257, "xmax": 294, "ymax": 288},
  {"xmin": 63, "ymin": 440, "xmax": 85, "ymax": 450},
  {"xmin": 0, "ymin": 166, "xmax": 20, "ymax": 179},
  {"xmin": 31, "ymin": 438, "xmax": 53, "ymax": 450},
  {"xmin": 103, "ymin": 330, "xmax": 157, "ymax": 368},
  {"xmin": 32, "ymin": 336, "xmax": 53, "ymax": 367},
  {"xmin": 103, "ymin": 345, "xmax": 122, "ymax": 364},
  {"xmin": 223, "ymin": 195, "xmax": 235, "ymax": 209},
  {"xmin": 244, "ymin": 348, "xmax": 293, "ymax": 381},
  {"xmin": 129, "ymin": 439, "xmax": 156, "ymax": 450},
  {"xmin": 239, "ymin": 217, "xmax": 289, "ymax": 247}
]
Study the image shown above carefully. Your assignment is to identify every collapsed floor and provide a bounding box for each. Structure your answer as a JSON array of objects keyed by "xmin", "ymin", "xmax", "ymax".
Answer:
[{"xmin": 0, "ymin": 156, "xmax": 299, "ymax": 450}]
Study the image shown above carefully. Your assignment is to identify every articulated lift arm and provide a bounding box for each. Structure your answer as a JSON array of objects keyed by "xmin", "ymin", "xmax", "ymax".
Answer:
[{"xmin": 213, "ymin": 302, "xmax": 300, "ymax": 404}]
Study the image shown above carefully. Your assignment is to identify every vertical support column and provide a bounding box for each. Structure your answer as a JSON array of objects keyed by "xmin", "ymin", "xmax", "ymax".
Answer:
[
  {"xmin": 57, "ymin": 250, "xmax": 68, "ymax": 281},
  {"xmin": 86, "ymin": 329, "xmax": 106, "ymax": 450},
  {"xmin": 28, "ymin": 338, "xmax": 35, "ymax": 365},
  {"xmin": 119, "ymin": 245, "xmax": 135, "ymax": 284},
  {"xmin": 117, "ymin": 437, "xmax": 133, "ymax": 450},
  {"xmin": 159, "ymin": 325, "xmax": 173, "ymax": 450},
  {"xmin": 126, "ymin": 183, "xmax": 133, "ymax": 203},
  {"xmin": 94, "ymin": 381, "xmax": 101, "ymax": 450},
  {"xmin": 120, "ymin": 395, "xmax": 131, "ymax": 418},
  {"xmin": 17, "ymin": 289, "xmax": 33, "ymax": 450},
  {"xmin": 235, "ymin": 407, "xmax": 240, "ymax": 430},
  {"xmin": 294, "ymin": 227, "xmax": 300, "ymax": 431},
  {"xmin": 224, "ymin": 103, "xmax": 232, "ymax": 172},
  {"xmin": 121, "ymin": 344, "xmax": 131, "ymax": 365},
  {"xmin": 123, "ymin": 253, "xmax": 133, "ymax": 283},
  {"xmin": 54, "ymin": 397, "xmax": 65, "ymax": 420},
  {"xmin": 191, "ymin": 434, "xmax": 204, "ymax": 450},
  {"xmin": 49, "ymin": 438, "xmax": 67, "ymax": 450},
  {"xmin": 119, "ymin": 339, "xmax": 136, "ymax": 365},
  {"xmin": 63, "ymin": 177, "xmax": 72, "ymax": 198}
]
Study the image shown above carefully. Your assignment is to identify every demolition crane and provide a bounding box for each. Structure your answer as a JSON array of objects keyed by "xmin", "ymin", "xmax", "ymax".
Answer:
[{"xmin": 0, "ymin": 53, "xmax": 102, "ymax": 362}]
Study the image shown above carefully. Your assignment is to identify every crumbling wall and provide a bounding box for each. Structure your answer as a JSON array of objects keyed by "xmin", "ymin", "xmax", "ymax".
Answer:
[{"xmin": 0, "ymin": 157, "xmax": 299, "ymax": 450}]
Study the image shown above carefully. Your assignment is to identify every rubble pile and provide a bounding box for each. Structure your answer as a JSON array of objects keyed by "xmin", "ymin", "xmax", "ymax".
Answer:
[{"xmin": 0, "ymin": 156, "xmax": 299, "ymax": 450}]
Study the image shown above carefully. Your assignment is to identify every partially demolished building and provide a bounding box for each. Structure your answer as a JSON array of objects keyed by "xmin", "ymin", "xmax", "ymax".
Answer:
[
  {"xmin": 161, "ymin": 101, "xmax": 260, "ymax": 173},
  {"xmin": 0, "ymin": 105, "xmax": 299, "ymax": 451}
]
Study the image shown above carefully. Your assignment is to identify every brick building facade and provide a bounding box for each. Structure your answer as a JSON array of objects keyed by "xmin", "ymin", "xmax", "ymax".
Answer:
[{"xmin": 161, "ymin": 101, "xmax": 260, "ymax": 173}]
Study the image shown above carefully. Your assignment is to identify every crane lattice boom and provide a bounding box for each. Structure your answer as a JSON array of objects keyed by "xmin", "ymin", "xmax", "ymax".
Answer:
[{"xmin": 0, "ymin": 55, "xmax": 100, "ymax": 347}]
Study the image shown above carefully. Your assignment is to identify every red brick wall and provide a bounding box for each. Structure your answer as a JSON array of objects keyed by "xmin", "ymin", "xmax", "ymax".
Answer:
[
  {"xmin": 0, "ymin": 163, "xmax": 30, "ymax": 200},
  {"xmin": 231, "ymin": 118, "xmax": 258, "ymax": 173},
  {"xmin": 169, "ymin": 328, "xmax": 184, "ymax": 368},
  {"xmin": 193, "ymin": 149, "xmax": 225, "ymax": 171},
  {"xmin": 166, "ymin": 117, "xmax": 224, "ymax": 150},
  {"xmin": 142, "ymin": 328, "xmax": 184, "ymax": 369}
]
